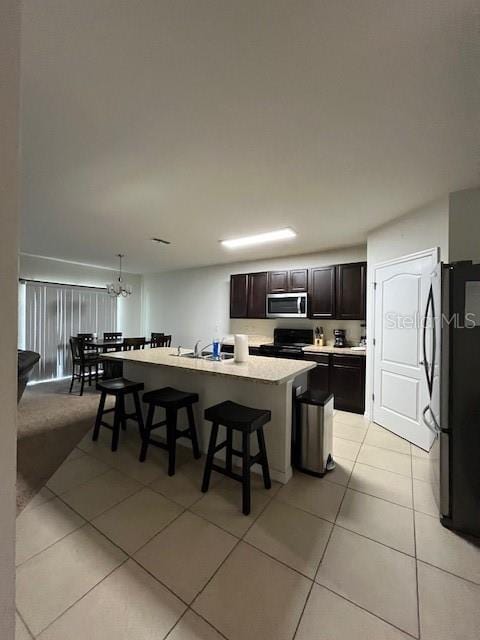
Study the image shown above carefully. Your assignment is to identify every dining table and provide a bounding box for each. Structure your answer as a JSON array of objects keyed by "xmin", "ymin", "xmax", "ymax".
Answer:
[
  {"xmin": 88, "ymin": 339, "xmax": 151, "ymax": 352},
  {"xmin": 85, "ymin": 339, "xmax": 151, "ymax": 378}
]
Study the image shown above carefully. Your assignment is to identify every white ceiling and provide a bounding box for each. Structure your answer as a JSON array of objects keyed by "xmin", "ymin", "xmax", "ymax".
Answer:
[{"xmin": 20, "ymin": 0, "xmax": 479, "ymax": 274}]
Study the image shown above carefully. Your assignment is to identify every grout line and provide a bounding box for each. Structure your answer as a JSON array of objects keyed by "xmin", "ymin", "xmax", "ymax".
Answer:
[
  {"xmin": 310, "ymin": 583, "xmax": 420, "ymax": 640},
  {"xmin": 332, "ymin": 521, "xmax": 416, "ymax": 559},
  {"xmin": 20, "ymin": 413, "xmax": 447, "ymax": 640},
  {"xmin": 292, "ymin": 411, "xmax": 368, "ymax": 639},
  {"xmin": 47, "ymin": 465, "xmax": 119, "ymax": 500},
  {"xmin": 415, "ymin": 558, "xmax": 480, "ymax": 589},
  {"xmin": 15, "ymin": 519, "xmax": 88, "ymax": 570},
  {"xmin": 410, "ymin": 446, "xmax": 422, "ymax": 639},
  {"xmin": 188, "ymin": 473, "xmax": 281, "ymax": 610},
  {"xmin": 294, "ymin": 420, "xmax": 420, "ymax": 640},
  {"xmin": 33, "ymin": 558, "xmax": 130, "ymax": 637},
  {"xmin": 351, "ymin": 455, "xmax": 413, "ymax": 479},
  {"xmin": 15, "ymin": 608, "xmax": 35, "ymax": 640},
  {"xmin": 342, "ymin": 484, "xmax": 414, "ymax": 510}
]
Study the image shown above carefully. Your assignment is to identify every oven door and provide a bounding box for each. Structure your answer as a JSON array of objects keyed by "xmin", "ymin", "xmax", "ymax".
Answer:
[{"xmin": 266, "ymin": 293, "xmax": 308, "ymax": 318}]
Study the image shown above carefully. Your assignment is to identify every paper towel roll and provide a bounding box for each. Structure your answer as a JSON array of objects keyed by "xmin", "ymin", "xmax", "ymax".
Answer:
[{"xmin": 234, "ymin": 334, "xmax": 249, "ymax": 362}]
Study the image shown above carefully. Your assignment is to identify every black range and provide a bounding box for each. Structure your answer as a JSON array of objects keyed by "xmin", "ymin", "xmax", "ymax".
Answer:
[{"xmin": 259, "ymin": 328, "xmax": 313, "ymax": 359}]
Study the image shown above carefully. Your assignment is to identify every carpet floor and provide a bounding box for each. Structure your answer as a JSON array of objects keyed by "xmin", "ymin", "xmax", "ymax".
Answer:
[{"xmin": 17, "ymin": 378, "xmax": 113, "ymax": 513}]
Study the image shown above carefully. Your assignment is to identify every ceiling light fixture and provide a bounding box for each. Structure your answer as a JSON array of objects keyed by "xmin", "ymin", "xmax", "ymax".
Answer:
[
  {"xmin": 106, "ymin": 254, "xmax": 132, "ymax": 297},
  {"xmin": 220, "ymin": 227, "xmax": 296, "ymax": 249}
]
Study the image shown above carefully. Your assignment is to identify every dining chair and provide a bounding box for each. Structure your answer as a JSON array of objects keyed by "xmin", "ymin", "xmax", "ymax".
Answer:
[
  {"xmin": 104, "ymin": 332, "xmax": 122, "ymax": 342},
  {"xmin": 123, "ymin": 337, "xmax": 147, "ymax": 351},
  {"xmin": 77, "ymin": 333, "xmax": 97, "ymax": 341},
  {"xmin": 151, "ymin": 333, "xmax": 172, "ymax": 347},
  {"xmin": 69, "ymin": 337, "xmax": 101, "ymax": 395},
  {"xmin": 77, "ymin": 332, "xmax": 99, "ymax": 356},
  {"xmin": 103, "ymin": 332, "xmax": 123, "ymax": 353}
]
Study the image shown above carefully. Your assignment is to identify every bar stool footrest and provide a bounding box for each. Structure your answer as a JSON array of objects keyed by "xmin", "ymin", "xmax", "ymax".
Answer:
[{"xmin": 210, "ymin": 463, "xmax": 244, "ymax": 483}]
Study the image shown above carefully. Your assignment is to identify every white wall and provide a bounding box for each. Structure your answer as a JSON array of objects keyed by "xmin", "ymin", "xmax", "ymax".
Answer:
[
  {"xmin": 449, "ymin": 187, "xmax": 480, "ymax": 262},
  {"xmin": 0, "ymin": 1, "xmax": 20, "ymax": 637},
  {"xmin": 365, "ymin": 197, "xmax": 450, "ymax": 418},
  {"xmin": 19, "ymin": 254, "xmax": 143, "ymax": 337},
  {"xmin": 142, "ymin": 246, "xmax": 367, "ymax": 348}
]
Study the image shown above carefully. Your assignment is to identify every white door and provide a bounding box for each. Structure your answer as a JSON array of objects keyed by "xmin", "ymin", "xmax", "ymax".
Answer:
[{"xmin": 373, "ymin": 250, "xmax": 438, "ymax": 450}]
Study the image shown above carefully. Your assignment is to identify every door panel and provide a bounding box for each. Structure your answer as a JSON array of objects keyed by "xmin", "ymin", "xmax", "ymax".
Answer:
[
  {"xmin": 309, "ymin": 266, "xmax": 335, "ymax": 318},
  {"xmin": 381, "ymin": 274, "xmax": 421, "ymax": 366},
  {"xmin": 331, "ymin": 361, "xmax": 365, "ymax": 414},
  {"xmin": 289, "ymin": 269, "xmax": 308, "ymax": 292},
  {"xmin": 373, "ymin": 252, "xmax": 437, "ymax": 450},
  {"xmin": 380, "ymin": 370, "xmax": 419, "ymax": 421},
  {"xmin": 336, "ymin": 262, "xmax": 366, "ymax": 320},
  {"xmin": 247, "ymin": 272, "xmax": 267, "ymax": 318},
  {"xmin": 230, "ymin": 274, "xmax": 248, "ymax": 318},
  {"xmin": 268, "ymin": 271, "xmax": 289, "ymax": 293}
]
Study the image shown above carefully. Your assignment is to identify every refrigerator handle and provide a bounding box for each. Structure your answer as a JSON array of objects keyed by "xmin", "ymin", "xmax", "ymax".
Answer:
[
  {"xmin": 422, "ymin": 404, "xmax": 439, "ymax": 435},
  {"xmin": 422, "ymin": 285, "xmax": 434, "ymax": 396}
]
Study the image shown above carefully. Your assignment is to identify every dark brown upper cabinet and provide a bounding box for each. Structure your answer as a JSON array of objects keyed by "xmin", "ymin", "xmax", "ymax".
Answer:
[
  {"xmin": 267, "ymin": 269, "xmax": 308, "ymax": 294},
  {"xmin": 289, "ymin": 268, "xmax": 308, "ymax": 292},
  {"xmin": 309, "ymin": 266, "xmax": 336, "ymax": 318},
  {"xmin": 268, "ymin": 270, "xmax": 289, "ymax": 293},
  {"xmin": 230, "ymin": 274, "xmax": 249, "ymax": 318},
  {"xmin": 336, "ymin": 262, "xmax": 367, "ymax": 320},
  {"xmin": 247, "ymin": 272, "xmax": 268, "ymax": 318}
]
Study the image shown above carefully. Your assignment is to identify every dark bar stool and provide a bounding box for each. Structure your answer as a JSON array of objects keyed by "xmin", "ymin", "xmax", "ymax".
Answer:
[
  {"xmin": 202, "ymin": 401, "xmax": 272, "ymax": 515},
  {"xmin": 93, "ymin": 378, "xmax": 145, "ymax": 452},
  {"xmin": 140, "ymin": 387, "xmax": 201, "ymax": 475}
]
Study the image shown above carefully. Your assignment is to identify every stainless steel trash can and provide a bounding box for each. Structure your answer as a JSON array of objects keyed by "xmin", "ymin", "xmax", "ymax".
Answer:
[{"xmin": 294, "ymin": 391, "xmax": 335, "ymax": 477}]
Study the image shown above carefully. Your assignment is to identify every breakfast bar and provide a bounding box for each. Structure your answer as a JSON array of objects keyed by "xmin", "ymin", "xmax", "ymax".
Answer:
[{"xmin": 102, "ymin": 347, "xmax": 315, "ymax": 483}]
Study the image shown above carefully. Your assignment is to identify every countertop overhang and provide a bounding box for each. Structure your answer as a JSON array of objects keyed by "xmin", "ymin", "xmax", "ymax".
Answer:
[{"xmin": 101, "ymin": 347, "xmax": 316, "ymax": 385}]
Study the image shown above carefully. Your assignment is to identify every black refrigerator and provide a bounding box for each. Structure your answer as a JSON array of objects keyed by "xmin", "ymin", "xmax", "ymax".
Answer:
[{"xmin": 425, "ymin": 261, "xmax": 480, "ymax": 538}]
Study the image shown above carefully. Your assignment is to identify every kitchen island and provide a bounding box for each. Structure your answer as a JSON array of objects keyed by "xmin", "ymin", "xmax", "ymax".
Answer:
[{"xmin": 102, "ymin": 347, "xmax": 315, "ymax": 483}]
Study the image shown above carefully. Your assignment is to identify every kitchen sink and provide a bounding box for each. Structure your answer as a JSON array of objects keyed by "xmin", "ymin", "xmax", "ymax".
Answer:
[
  {"xmin": 204, "ymin": 353, "xmax": 234, "ymax": 361},
  {"xmin": 172, "ymin": 352, "xmax": 234, "ymax": 361}
]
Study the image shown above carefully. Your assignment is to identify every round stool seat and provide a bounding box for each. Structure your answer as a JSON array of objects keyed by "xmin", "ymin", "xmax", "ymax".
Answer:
[
  {"xmin": 143, "ymin": 386, "xmax": 198, "ymax": 408},
  {"xmin": 96, "ymin": 377, "xmax": 144, "ymax": 394},
  {"xmin": 204, "ymin": 400, "xmax": 271, "ymax": 432}
]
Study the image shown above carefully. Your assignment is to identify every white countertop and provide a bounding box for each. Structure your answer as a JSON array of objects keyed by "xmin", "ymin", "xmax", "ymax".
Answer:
[
  {"xmin": 102, "ymin": 347, "xmax": 315, "ymax": 385},
  {"xmin": 222, "ymin": 335, "xmax": 272, "ymax": 348},
  {"xmin": 222, "ymin": 335, "xmax": 366, "ymax": 355},
  {"xmin": 302, "ymin": 345, "xmax": 367, "ymax": 356}
]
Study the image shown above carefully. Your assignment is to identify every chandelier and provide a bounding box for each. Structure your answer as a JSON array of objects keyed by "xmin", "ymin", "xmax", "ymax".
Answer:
[{"xmin": 106, "ymin": 254, "xmax": 132, "ymax": 297}]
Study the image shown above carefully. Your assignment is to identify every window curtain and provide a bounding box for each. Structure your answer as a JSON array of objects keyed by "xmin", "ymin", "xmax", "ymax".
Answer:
[{"xmin": 24, "ymin": 281, "xmax": 117, "ymax": 382}]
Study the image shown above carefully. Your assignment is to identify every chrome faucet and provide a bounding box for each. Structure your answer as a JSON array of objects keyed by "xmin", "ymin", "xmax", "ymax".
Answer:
[
  {"xmin": 193, "ymin": 340, "xmax": 202, "ymax": 358},
  {"xmin": 194, "ymin": 341, "xmax": 212, "ymax": 358}
]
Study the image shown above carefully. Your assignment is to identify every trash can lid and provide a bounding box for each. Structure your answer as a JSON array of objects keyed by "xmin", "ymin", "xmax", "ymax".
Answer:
[{"xmin": 296, "ymin": 390, "xmax": 334, "ymax": 406}]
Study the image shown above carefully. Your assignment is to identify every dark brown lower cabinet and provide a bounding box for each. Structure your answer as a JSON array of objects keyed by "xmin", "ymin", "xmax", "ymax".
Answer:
[
  {"xmin": 304, "ymin": 354, "xmax": 330, "ymax": 392},
  {"xmin": 305, "ymin": 352, "xmax": 365, "ymax": 414},
  {"xmin": 330, "ymin": 354, "xmax": 365, "ymax": 414}
]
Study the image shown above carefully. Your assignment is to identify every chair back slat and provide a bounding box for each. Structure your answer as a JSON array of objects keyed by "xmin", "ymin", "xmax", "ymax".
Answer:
[
  {"xmin": 123, "ymin": 337, "xmax": 147, "ymax": 351},
  {"xmin": 151, "ymin": 333, "xmax": 172, "ymax": 348},
  {"xmin": 70, "ymin": 336, "xmax": 97, "ymax": 361}
]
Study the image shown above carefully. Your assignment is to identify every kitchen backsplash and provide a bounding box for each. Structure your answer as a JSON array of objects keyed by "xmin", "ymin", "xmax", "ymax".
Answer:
[{"xmin": 229, "ymin": 318, "xmax": 365, "ymax": 346}]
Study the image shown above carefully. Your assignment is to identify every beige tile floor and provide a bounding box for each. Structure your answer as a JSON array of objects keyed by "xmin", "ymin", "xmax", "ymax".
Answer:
[{"xmin": 16, "ymin": 411, "xmax": 480, "ymax": 639}]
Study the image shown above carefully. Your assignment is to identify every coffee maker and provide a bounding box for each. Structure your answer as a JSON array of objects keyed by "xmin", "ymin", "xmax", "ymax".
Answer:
[{"xmin": 334, "ymin": 329, "xmax": 347, "ymax": 348}]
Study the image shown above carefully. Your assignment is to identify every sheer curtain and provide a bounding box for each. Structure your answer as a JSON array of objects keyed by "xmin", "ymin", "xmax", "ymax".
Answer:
[{"xmin": 23, "ymin": 281, "xmax": 117, "ymax": 382}]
